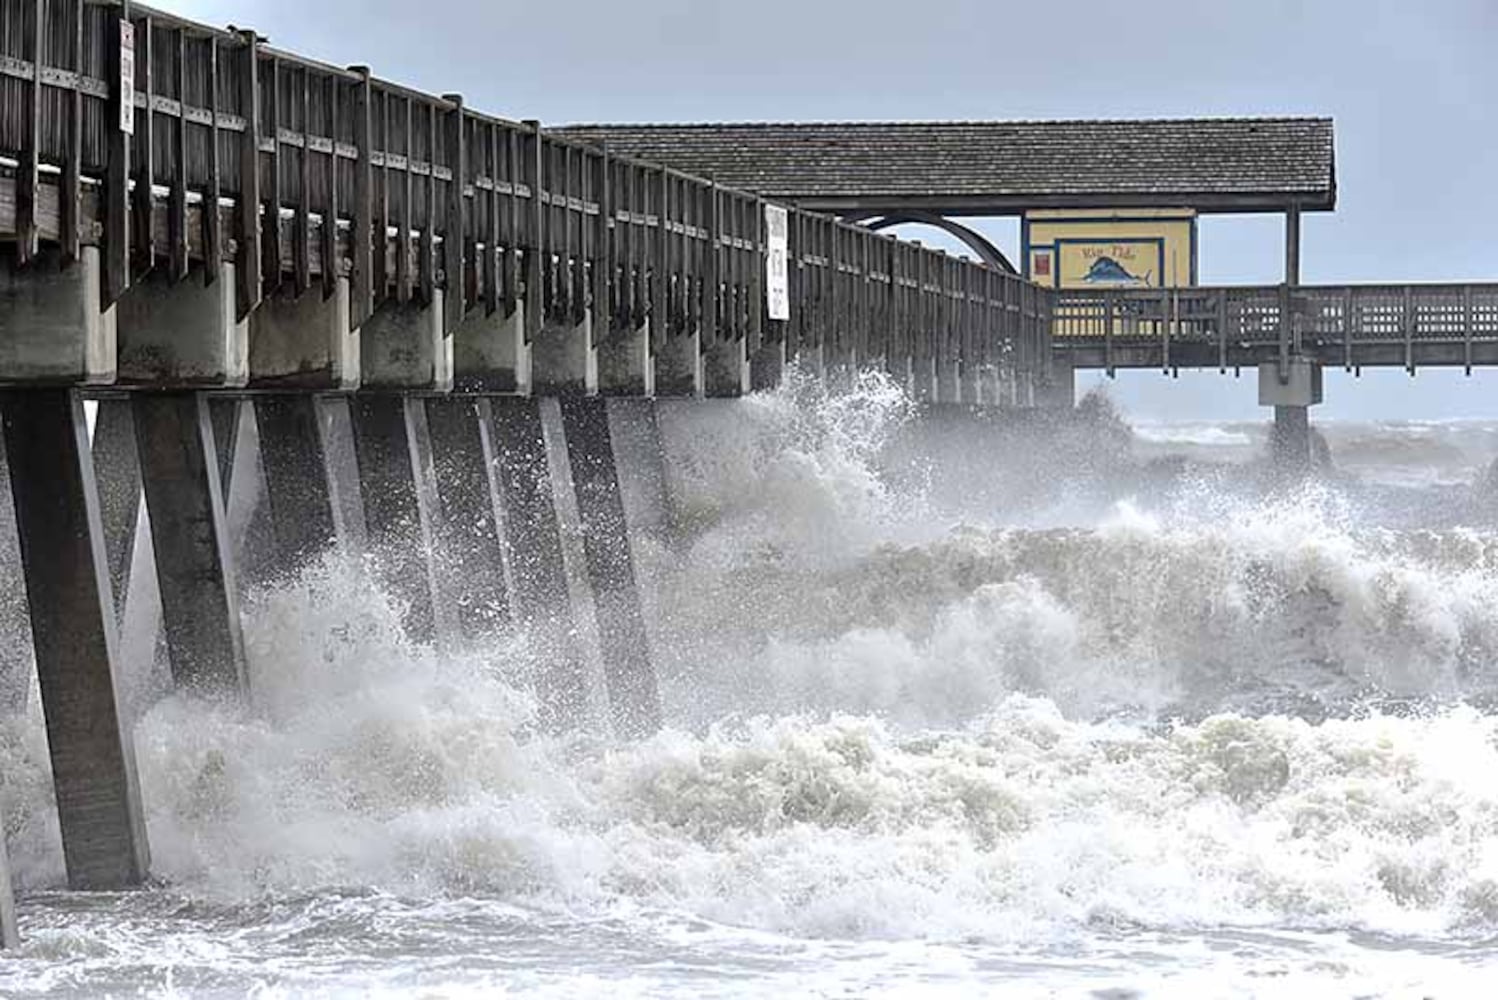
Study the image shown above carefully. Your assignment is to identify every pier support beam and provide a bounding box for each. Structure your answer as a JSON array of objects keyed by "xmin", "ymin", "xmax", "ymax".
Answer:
[
  {"xmin": 558, "ymin": 395, "xmax": 662, "ymax": 737},
  {"xmin": 1271, "ymin": 405, "xmax": 1311, "ymax": 473},
  {"xmin": 1039, "ymin": 354, "xmax": 1076, "ymax": 409},
  {"xmin": 207, "ymin": 398, "xmax": 280, "ymax": 590},
  {"xmin": 1259, "ymin": 359, "xmax": 1324, "ymax": 475},
  {"xmin": 704, "ymin": 336, "xmax": 751, "ymax": 397},
  {"xmin": 0, "ymin": 245, "xmax": 115, "ymax": 384},
  {"xmin": 361, "ymin": 294, "xmax": 451, "ymax": 390},
  {"xmin": 488, "ymin": 397, "xmax": 587, "ymax": 723},
  {"xmin": 959, "ymin": 363, "xmax": 982, "ymax": 407},
  {"xmin": 655, "ymin": 330, "xmax": 702, "ymax": 397},
  {"xmin": 454, "ymin": 302, "xmax": 530, "ymax": 394},
  {"xmin": 253, "ymin": 396, "xmax": 347, "ymax": 574},
  {"xmin": 605, "ymin": 398, "xmax": 674, "ymax": 641},
  {"xmin": 598, "ymin": 319, "xmax": 654, "ymax": 397},
  {"xmin": 0, "ymin": 829, "xmax": 15, "ymax": 948},
  {"xmin": 425, "ymin": 396, "xmax": 512, "ymax": 644},
  {"xmin": 980, "ymin": 364, "xmax": 1003, "ymax": 408},
  {"xmin": 532, "ymin": 312, "xmax": 597, "ymax": 396},
  {"xmin": 794, "ymin": 342, "xmax": 825, "ymax": 381},
  {"xmin": 132, "ymin": 393, "xmax": 248, "ymax": 696},
  {"xmin": 91, "ymin": 399, "xmax": 143, "ymax": 623},
  {"xmin": 249, "ymin": 277, "xmax": 360, "ymax": 389},
  {"xmin": 751, "ymin": 338, "xmax": 786, "ymax": 392},
  {"xmin": 0, "ymin": 437, "xmax": 31, "ymax": 717},
  {"xmin": 826, "ymin": 340, "xmax": 857, "ymax": 391},
  {"xmin": 116, "ymin": 263, "xmax": 248, "ymax": 386},
  {"xmin": 886, "ymin": 352, "xmax": 915, "ymax": 396},
  {"xmin": 350, "ymin": 395, "xmax": 450, "ymax": 646},
  {"xmin": 912, "ymin": 356, "xmax": 937, "ymax": 403},
  {"xmin": 2, "ymin": 390, "xmax": 149, "ymax": 889},
  {"xmin": 936, "ymin": 355, "xmax": 961, "ymax": 405}
]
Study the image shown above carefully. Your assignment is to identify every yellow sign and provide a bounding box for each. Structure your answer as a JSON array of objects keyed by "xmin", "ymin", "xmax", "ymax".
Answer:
[{"xmin": 1024, "ymin": 209, "xmax": 1197, "ymax": 289}]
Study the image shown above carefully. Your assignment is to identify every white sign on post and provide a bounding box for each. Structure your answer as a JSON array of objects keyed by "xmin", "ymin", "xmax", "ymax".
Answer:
[
  {"xmin": 765, "ymin": 203, "xmax": 790, "ymax": 322},
  {"xmin": 119, "ymin": 20, "xmax": 136, "ymax": 135}
]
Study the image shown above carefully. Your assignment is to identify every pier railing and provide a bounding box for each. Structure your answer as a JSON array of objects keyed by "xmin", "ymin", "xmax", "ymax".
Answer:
[
  {"xmin": 1053, "ymin": 283, "xmax": 1498, "ymax": 373},
  {"xmin": 0, "ymin": 0, "xmax": 1049, "ymax": 394}
]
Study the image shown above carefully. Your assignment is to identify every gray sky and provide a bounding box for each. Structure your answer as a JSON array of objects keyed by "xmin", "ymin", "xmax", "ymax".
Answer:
[{"xmin": 164, "ymin": 0, "xmax": 1498, "ymax": 421}]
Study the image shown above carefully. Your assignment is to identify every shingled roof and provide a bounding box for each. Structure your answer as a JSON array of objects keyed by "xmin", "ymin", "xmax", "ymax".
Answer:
[{"xmin": 550, "ymin": 118, "xmax": 1336, "ymax": 215}]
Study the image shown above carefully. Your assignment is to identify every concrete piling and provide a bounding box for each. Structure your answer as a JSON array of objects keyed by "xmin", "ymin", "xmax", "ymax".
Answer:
[
  {"xmin": 0, "ymin": 832, "xmax": 16, "ymax": 948},
  {"xmin": 1271, "ymin": 405, "xmax": 1312, "ymax": 474},
  {"xmin": 1259, "ymin": 360, "xmax": 1323, "ymax": 475},
  {"xmin": 604, "ymin": 398, "xmax": 675, "ymax": 643},
  {"xmin": 605, "ymin": 398, "xmax": 673, "ymax": 548},
  {"xmin": 91, "ymin": 398, "xmax": 143, "ymax": 624},
  {"xmin": 132, "ymin": 393, "xmax": 249, "ymax": 696},
  {"xmin": 1, "ymin": 390, "xmax": 149, "ymax": 890},
  {"xmin": 0, "ymin": 434, "xmax": 21, "ymax": 948},
  {"xmin": 558, "ymin": 395, "xmax": 662, "ymax": 738},
  {"xmin": 207, "ymin": 398, "xmax": 245, "ymax": 495},
  {"xmin": 349, "ymin": 395, "xmax": 451, "ymax": 646},
  {"xmin": 0, "ymin": 435, "xmax": 33, "ymax": 717},
  {"xmin": 206, "ymin": 398, "xmax": 281, "ymax": 594},
  {"xmin": 252, "ymin": 395, "xmax": 343, "ymax": 574},
  {"xmin": 425, "ymin": 396, "xmax": 513, "ymax": 644},
  {"xmin": 488, "ymin": 396, "xmax": 588, "ymax": 724}
]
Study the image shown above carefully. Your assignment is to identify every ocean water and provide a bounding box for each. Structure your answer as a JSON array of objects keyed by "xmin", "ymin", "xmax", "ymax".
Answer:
[{"xmin": 2, "ymin": 372, "xmax": 1498, "ymax": 998}]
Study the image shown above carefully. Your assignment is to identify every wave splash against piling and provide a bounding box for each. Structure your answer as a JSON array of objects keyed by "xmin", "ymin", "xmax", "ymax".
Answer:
[{"xmin": 3, "ymin": 371, "xmax": 1498, "ymax": 994}]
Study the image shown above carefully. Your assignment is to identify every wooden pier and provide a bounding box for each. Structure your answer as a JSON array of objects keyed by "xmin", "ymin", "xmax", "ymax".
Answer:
[{"xmin": 0, "ymin": 0, "xmax": 1496, "ymax": 951}]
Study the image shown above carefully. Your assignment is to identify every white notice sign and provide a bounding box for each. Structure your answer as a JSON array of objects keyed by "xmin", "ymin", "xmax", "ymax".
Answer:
[
  {"xmin": 765, "ymin": 204, "xmax": 790, "ymax": 321},
  {"xmin": 119, "ymin": 20, "xmax": 136, "ymax": 135}
]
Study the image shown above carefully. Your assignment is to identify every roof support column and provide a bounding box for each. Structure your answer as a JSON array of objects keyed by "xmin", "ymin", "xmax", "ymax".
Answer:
[{"xmin": 1285, "ymin": 205, "xmax": 1301, "ymax": 287}]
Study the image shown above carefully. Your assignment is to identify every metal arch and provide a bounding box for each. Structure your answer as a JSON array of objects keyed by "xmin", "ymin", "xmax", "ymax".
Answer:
[{"xmin": 845, "ymin": 211, "xmax": 1018, "ymax": 274}]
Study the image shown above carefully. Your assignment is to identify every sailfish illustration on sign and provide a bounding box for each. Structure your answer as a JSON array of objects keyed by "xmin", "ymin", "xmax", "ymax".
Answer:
[{"xmin": 1082, "ymin": 255, "xmax": 1151, "ymax": 286}]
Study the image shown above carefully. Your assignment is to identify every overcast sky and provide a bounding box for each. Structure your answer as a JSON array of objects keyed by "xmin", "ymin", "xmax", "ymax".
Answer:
[{"xmin": 162, "ymin": 0, "xmax": 1498, "ymax": 421}]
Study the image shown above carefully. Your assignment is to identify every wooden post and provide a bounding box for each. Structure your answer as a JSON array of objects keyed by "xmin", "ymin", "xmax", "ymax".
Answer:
[
  {"xmin": 322, "ymin": 73, "xmax": 341, "ymax": 301},
  {"xmin": 293, "ymin": 67, "xmax": 312, "ymax": 295},
  {"xmin": 60, "ymin": 0, "xmax": 84, "ymax": 263},
  {"xmin": 1284, "ymin": 204, "xmax": 1302, "ymax": 287},
  {"xmin": 104, "ymin": 6, "xmax": 134, "ymax": 306},
  {"xmin": 131, "ymin": 14, "xmax": 155, "ymax": 272},
  {"xmin": 204, "ymin": 37, "xmax": 223, "ymax": 281},
  {"xmin": 524, "ymin": 121, "xmax": 545, "ymax": 346},
  {"xmin": 443, "ymin": 94, "xmax": 468, "ymax": 334},
  {"xmin": 16, "ymin": 0, "xmax": 44, "ymax": 263},
  {"xmin": 348, "ymin": 66, "xmax": 374, "ymax": 329},
  {"xmin": 236, "ymin": 30, "xmax": 263, "ymax": 319},
  {"xmin": 168, "ymin": 26, "xmax": 190, "ymax": 282}
]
